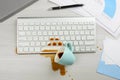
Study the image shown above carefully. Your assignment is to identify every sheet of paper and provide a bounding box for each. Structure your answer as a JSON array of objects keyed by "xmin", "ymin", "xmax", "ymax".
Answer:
[
  {"xmin": 97, "ymin": 57, "xmax": 120, "ymax": 80},
  {"xmin": 74, "ymin": 0, "xmax": 120, "ymax": 37},
  {"xmin": 103, "ymin": 39, "xmax": 120, "ymax": 67},
  {"xmin": 101, "ymin": 52, "xmax": 115, "ymax": 65},
  {"xmin": 49, "ymin": 0, "xmax": 120, "ymax": 37}
]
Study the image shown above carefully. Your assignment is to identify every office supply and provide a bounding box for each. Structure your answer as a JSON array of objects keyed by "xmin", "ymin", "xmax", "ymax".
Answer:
[
  {"xmin": 17, "ymin": 17, "xmax": 96, "ymax": 54},
  {"xmin": 50, "ymin": 0, "xmax": 120, "ymax": 37},
  {"xmin": 0, "ymin": 0, "xmax": 38, "ymax": 22},
  {"xmin": 48, "ymin": 4, "xmax": 84, "ymax": 10},
  {"xmin": 97, "ymin": 38, "xmax": 120, "ymax": 79}
]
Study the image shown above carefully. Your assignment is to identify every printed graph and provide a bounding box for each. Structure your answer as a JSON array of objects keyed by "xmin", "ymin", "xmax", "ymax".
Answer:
[{"xmin": 103, "ymin": 0, "xmax": 116, "ymax": 18}]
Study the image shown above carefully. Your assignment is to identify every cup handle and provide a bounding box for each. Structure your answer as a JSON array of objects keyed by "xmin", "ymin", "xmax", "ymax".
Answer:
[{"xmin": 65, "ymin": 42, "xmax": 74, "ymax": 52}]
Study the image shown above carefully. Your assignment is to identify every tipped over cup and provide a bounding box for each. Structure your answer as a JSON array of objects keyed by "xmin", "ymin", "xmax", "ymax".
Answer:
[{"xmin": 54, "ymin": 42, "xmax": 76, "ymax": 65}]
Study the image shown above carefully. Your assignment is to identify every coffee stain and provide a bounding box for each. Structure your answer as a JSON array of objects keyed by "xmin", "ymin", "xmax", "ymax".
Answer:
[
  {"xmin": 40, "ymin": 38, "xmax": 66, "ymax": 75},
  {"xmin": 71, "ymin": 78, "xmax": 74, "ymax": 80},
  {"xmin": 41, "ymin": 54, "xmax": 66, "ymax": 76},
  {"xmin": 16, "ymin": 37, "xmax": 67, "ymax": 76},
  {"xmin": 42, "ymin": 50, "xmax": 58, "ymax": 53},
  {"xmin": 16, "ymin": 48, "xmax": 17, "ymax": 54},
  {"xmin": 97, "ymin": 46, "xmax": 99, "ymax": 48},
  {"xmin": 99, "ymin": 48, "xmax": 102, "ymax": 50},
  {"xmin": 67, "ymin": 73, "xmax": 75, "ymax": 80},
  {"xmin": 97, "ymin": 46, "xmax": 102, "ymax": 51}
]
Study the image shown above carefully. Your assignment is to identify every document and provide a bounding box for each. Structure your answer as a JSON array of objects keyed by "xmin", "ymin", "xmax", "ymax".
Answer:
[
  {"xmin": 49, "ymin": 0, "xmax": 120, "ymax": 37},
  {"xmin": 103, "ymin": 39, "xmax": 120, "ymax": 67},
  {"xmin": 97, "ymin": 58, "xmax": 120, "ymax": 80},
  {"xmin": 97, "ymin": 38, "xmax": 120, "ymax": 79}
]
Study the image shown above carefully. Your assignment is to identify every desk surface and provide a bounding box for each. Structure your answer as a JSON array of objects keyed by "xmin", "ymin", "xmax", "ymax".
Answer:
[{"xmin": 0, "ymin": 0, "xmax": 116, "ymax": 80}]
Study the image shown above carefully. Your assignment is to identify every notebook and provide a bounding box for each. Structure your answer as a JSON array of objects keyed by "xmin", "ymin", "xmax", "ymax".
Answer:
[{"xmin": 0, "ymin": 0, "xmax": 38, "ymax": 22}]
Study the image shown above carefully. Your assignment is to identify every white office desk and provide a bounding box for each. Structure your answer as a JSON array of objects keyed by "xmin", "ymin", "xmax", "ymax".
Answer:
[{"xmin": 0, "ymin": 0, "xmax": 116, "ymax": 80}]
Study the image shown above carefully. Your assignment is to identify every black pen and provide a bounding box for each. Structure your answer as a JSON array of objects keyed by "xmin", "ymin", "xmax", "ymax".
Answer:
[{"xmin": 48, "ymin": 4, "xmax": 84, "ymax": 10}]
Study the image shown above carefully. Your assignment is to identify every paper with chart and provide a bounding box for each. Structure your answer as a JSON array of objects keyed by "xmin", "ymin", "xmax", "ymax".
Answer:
[
  {"xmin": 80, "ymin": 0, "xmax": 120, "ymax": 37},
  {"xmin": 49, "ymin": 0, "xmax": 120, "ymax": 37}
]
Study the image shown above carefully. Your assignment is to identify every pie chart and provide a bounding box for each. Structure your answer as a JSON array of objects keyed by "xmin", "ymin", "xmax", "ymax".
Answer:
[{"xmin": 103, "ymin": 0, "xmax": 116, "ymax": 18}]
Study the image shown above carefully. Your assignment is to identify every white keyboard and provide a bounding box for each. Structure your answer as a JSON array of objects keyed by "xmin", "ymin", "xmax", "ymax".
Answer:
[{"xmin": 17, "ymin": 17, "xmax": 96, "ymax": 54}]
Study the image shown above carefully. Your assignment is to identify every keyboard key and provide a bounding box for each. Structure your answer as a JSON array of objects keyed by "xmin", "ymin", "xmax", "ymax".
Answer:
[
  {"xmin": 86, "ymin": 47, "xmax": 90, "ymax": 51},
  {"xmin": 60, "ymin": 36, "xmax": 64, "ymax": 40},
  {"xmin": 35, "ymin": 26, "xmax": 39, "ymax": 30},
  {"xmin": 45, "ymin": 26, "xmax": 50, "ymax": 30},
  {"xmin": 87, "ymin": 36, "xmax": 94, "ymax": 40},
  {"xmin": 80, "ymin": 31, "xmax": 84, "ymax": 34},
  {"xmin": 51, "ymin": 26, "xmax": 55, "ymax": 30},
  {"xmin": 76, "ymin": 36, "xmax": 81, "ymax": 40},
  {"xmin": 32, "ymin": 31, "xmax": 37, "ymax": 35},
  {"xmin": 40, "ymin": 26, "xmax": 45, "ymax": 30},
  {"xmin": 80, "ymin": 46, "xmax": 85, "ymax": 52},
  {"xmin": 71, "ymin": 36, "xmax": 75, "ymax": 40},
  {"xmin": 72, "ymin": 26, "xmax": 77, "ymax": 30},
  {"xmin": 30, "ymin": 42, "xmax": 35, "ymax": 46},
  {"xmin": 33, "ymin": 36, "xmax": 38, "ymax": 41},
  {"xmin": 18, "ymin": 26, "xmax": 24, "ymax": 30},
  {"xmin": 74, "ymin": 41, "xmax": 79, "ymax": 45},
  {"xmin": 61, "ymin": 26, "xmax": 66, "ymax": 30},
  {"xmin": 81, "ymin": 36, "xmax": 86, "ymax": 40},
  {"xmin": 36, "ymin": 42, "xmax": 40, "ymax": 46},
  {"xmin": 59, "ymin": 31, "xmax": 63, "ymax": 35},
  {"xmin": 64, "ymin": 31, "xmax": 69, "ymax": 35},
  {"xmin": 85, "ymin": 41, "xmax": 94, "ymax": 45},
  {"xmin": 17, "ymin": 47, "xmax": 24, "ymax": 53},
  {"xmin": 27, "ymin": 37, "xmax": 32, "ymax": 41},
  {"xmin": 18, "ymin": 42, "xmax": 29, "ymax": 46},
  {"xmin": 18, "ymin": 32, "xmax": 25, "ymax": 36},
  {"xmin": 79, "ymin": 41, "xmax": 84, "ymax": 45},
  {"xmin": 18, "ymin": 37, "xmax": 27, "ymax": 41},
  {"xmin": 24, "ymin": 47, "xmax": 29, "ymax": 52},
  {"xmin": 29, "ymin": 47, "xmax": 34, "ymax": 52},
  {"xmin": 35, "ymin": 47, "xmax": 41, "ymax": 52},
  {"xmin": 70, "ymin": 31, "xmax": 74, "ymax": 35},
  {"xmin": 39, "ymin": 37, "xmax": 43, "ymax": 40},
  {"xmin": 65, "ymin": 36, "xmax": 70, "ymax": 40},
  {"xmin": 66, "ymin": 26, "xmax": 71, "ymax": 30},
  {"xmin": 48, "ymin": 31, "xmax": 53, "ymax": 35},
  {"xmin": 53, "ymin": 31, "xmax": 58, "ymax": 35},
  {"xmin": 75, "ymin": 31, "xmax": 79, "ymax": 35},
  {"xmin": 29, "ymin": 26, "xmax": 34, "ymax": 30},
  {"xmin": 44, "ymin": 36, "xmax": 49, "ymax": 41},
  {"xmin": 41, "ymin": 42, "xmax": 46, "ymax": 46},
  {"xmin": 38, "ymin": 31, "xmax": 42, "ymax": 35},
  {"xmin": 24, "ymin": 26, "xmax": 29, "ymax": 30},
  {"xmin": 43, "ymin": 32, "xmax": 47, "ymax": 35},
  {"xmin": 26, "ymin": 31, "xmax": 31, "ymax": 35},
  {"xmin": 75, "ymin": 46, "xmax": 80, "ymax": 52}
]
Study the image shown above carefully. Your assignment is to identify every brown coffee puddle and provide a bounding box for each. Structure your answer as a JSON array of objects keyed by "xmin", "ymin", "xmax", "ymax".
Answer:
[
  {"xmin": 41, "ymin": 54, "xmax": 66, "ymax": 76},
  {"xmin": 16, "ymin": 47, "xmax": 74, "ymax": 79}
]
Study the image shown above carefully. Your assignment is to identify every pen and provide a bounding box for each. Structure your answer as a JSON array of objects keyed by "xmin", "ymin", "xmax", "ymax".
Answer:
[{"xmin": 48, "ymin": 4, "xmax": 84, "ymax": 10}]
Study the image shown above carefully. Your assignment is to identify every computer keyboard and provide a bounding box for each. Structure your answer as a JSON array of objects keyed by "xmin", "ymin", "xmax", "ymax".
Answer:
[{"xmin": 17, "ymin": 17, "xmax": 96, "ymax": 54}]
